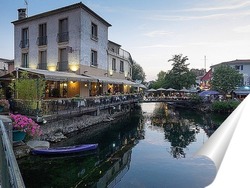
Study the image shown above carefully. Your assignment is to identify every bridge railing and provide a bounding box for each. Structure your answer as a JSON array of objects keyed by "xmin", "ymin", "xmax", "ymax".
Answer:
[{"xmin": 0, "ymin": 120, "xmax": 25, "ymax": 188}]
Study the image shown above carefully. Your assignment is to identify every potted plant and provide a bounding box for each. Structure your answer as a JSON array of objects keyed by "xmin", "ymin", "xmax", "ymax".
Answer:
[
  {"xmin": 0, "ymin": 99, "xmax": 10, "ymax": 112},
  {"xmin": 10, "ymin": 113, "xmax": 42, "ymax": 141}
]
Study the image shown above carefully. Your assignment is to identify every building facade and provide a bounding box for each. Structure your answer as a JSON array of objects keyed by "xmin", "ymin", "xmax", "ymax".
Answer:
[
  {"xmin": 211, "ymin": 59, "xmax": 250, "ymax": 86},
  {"xmin": 12, "ymin": 2, "xmax": 134, "ymax": 98}
]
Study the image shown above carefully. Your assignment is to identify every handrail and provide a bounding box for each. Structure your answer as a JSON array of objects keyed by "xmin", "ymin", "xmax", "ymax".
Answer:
[
  {"xmin": 0, "ymin": 120, "xmax": 25, "ymax": 188},
  {"xmin": 13, "ymin": 94, "xmax": 142, "ymax": 116}
]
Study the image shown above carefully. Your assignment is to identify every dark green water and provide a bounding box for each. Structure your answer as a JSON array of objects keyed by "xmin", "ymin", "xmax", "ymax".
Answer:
[{"xmin": 18, "ymin": 103, "xmax": 228, "ymax": 188}]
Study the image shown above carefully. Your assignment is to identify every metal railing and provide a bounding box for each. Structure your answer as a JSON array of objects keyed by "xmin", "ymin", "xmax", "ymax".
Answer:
[
  {"xmin": 57, "ymin": 61, "xmax": 68, "ymax": 71},
  {"xmin": 0, "ymin": 120, "xmax": 25, "ymax": 188},
  {"xmin": 19, "ymin": 39, "xmax": 29, "ymax": 49},
  {"xmin": 37, "ymin": 36, "xmax": 47, "ymax": 46},
  {"xmin": 57, "ymin": 32, "xmax": 69, "ymax": 43},
  {"xmin": 12, "ymin": 94, "xmax": 141, "ymax": 116}
]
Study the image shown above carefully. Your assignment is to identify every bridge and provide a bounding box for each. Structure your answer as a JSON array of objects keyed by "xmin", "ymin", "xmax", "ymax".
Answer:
[{"xmin": 141, "ymin": 97, "xmax": 198, "ymax": 107}]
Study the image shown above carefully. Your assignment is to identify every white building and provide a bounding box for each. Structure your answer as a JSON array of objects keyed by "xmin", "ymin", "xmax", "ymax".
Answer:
[
  {"xmin": 211, "ymin": 59, "xmax": 250, "ymax": 86},
  {"xmin": 12, "ymin": 2, "xmax": 134, "ymax": 97}
]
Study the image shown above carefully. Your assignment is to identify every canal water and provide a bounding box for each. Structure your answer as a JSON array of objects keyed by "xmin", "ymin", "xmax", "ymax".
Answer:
[{"xmin": 18, "ymin": 102, "xmax": 228, "ymax": 188}]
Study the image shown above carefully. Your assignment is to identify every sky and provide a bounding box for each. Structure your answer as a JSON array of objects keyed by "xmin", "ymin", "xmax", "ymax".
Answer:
[{"xmin": 1, "ymin": 0, "xmax": 250, "ymax": 81}]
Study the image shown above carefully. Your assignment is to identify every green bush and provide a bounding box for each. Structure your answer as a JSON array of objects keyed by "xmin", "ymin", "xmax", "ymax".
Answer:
[
  {"xmin": 211, "ymin": 100, "xmax": 240, "ymax": 113},
  {"xmin": 190, "ymin": 95, "xmax": 202, "ymax": 104}
]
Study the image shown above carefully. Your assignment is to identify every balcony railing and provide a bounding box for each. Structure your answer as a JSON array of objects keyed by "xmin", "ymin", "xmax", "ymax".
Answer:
[
  {"xmin": 57, "ymin": 32, "xmax": 69, "ymax": 43},
  {"xmin": 37, "ymin": 36, "xmax": 47, "ymax": 46},
  {"xmin": 91, "ymin": 34, "xmax": 98, "ymax": 41},
  {"xmin": 19, "ymin": 39, "xmax": 29, "ymax": 48},
  {"xmin": 108, "ymin": 48, "xmax": 131, "ymax": 60},
  {"xmin": 37, "ymin": 63, "xmax": 47, "ymax": 70},
  {"xmin": 57, "ymin": 61, "xmax": 69, "ymax": 71}
]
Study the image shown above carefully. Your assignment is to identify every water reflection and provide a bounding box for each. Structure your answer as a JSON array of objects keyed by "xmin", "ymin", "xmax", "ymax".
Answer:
[
  {"xmin": 150, "ymin": 103, "xmax": 227, "ymax": 159},
  {"xmin": 18, "ymin": 112, "xmax": 145, "ymax": 188},
  {"xmin": 18, "ymin": 103, "xmax": 227, "ymax": 188}
]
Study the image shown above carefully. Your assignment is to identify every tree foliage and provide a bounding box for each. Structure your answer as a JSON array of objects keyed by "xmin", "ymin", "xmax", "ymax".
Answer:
[
  {"xmin": 150, "ymin": 71, "xmax": 166, "ymax": 89},
  {"xmin": 132, "ymin": 61, "xmax": 146, "ymax": 82},
  {"xmin": 164, "ymin": 54, "xmax": 196, "ymax": 90},
  {"xmin": 210, "ymin": 65, "xmax": 243, "ymax": 95}
]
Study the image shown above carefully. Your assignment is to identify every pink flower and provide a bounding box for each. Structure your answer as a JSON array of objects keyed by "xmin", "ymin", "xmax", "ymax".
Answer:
[{"xmin": 10, "ymin": 113, "xmax": 42, "ymax": 137}]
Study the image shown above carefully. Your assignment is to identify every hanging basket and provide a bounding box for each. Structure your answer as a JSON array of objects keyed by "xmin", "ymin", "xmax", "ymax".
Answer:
[{"xmin": 13, "ymin": 130, "xmax": 26, "ymax": 142}]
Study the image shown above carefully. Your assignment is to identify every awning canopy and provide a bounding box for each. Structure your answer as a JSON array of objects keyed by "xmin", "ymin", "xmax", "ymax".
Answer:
[
  {"xmin": 88, "ymin": 75, "xmax": 137, "ymax": 85},
  {"xmin": 1, "ymin": 67, "xmax": 139, "ymax": 86},
  {"xmin": 233, "ymin": 90, "xmax": 250, "ymax": 95},
  {"xmin": 15, "ymin": 68, "xmax": 96, "ymax": 82}
]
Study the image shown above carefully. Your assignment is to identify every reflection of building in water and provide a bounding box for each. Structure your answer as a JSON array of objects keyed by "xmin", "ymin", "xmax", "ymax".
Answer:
[
  {"xmin": 78, "ymin": 148, "xmax": 133, "ymax": 187},
  {"xmin": 102, "ymin": 150, "xmax": 132, "ymax": 188}
]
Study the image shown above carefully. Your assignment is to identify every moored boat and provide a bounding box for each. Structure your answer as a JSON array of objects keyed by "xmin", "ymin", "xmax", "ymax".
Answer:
[{"xmin": 32, "ymin": 143, "xmax": 98, "ymax": 155}]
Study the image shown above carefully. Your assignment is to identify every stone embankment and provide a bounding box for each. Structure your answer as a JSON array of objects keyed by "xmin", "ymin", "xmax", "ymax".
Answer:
[{"xmin": 14, "ymin": 103, "xmax": 138, "ymax": 159}]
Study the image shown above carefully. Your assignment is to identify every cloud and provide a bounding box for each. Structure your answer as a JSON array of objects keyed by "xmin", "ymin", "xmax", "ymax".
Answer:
[
  {"xmin": 144, "ymin": 30, "xmax": 173, "ymax": 37},
  {"xmin": 137, "ymin": 44, "xmax": 183, "ymax": 49},
  {"xmin": 149, "ymin": 13, "xmax": 226, "ymax": 21},
  {"xmin": 182, "ymin": 1, "xmax": 250, "ymax": 12},
  {"xmin": 233, "ymin": 25, "xmax": 250, "ymax": 33}
]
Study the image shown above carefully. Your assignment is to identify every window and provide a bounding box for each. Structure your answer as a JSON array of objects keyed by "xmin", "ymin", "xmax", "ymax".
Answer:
[
  {"xmin": 58, "ymin": 18, "xmax": 68, "ymax": 43},
  {"xmin": 20, "ymin": 28, "xmax": 29, "ymax": 48},
  {"xmin": 38, "ymin": 50, "xmax": 47, "ymax": 69},
  {"xmin": 112, "ymin": 58, "xmax": 116, "ymax": 70},
  {"xmin": 91, "ymin": 22, "xmax": 98, "ymax": 41},
  {"xmin": 120, "ymin": 61, "xmax": 124, "ymax": 72},
  {"xmin": 91, "ymin": 50, "xmax": 98, "ymax": 66},
  {"xmin": 58, "ymin": 48, "xmax": 68, "ymax": 71},
  {"xmin": 235, "ymin": 65, "xmax": 243, "ymax": 71},
  {"xmin": 38, "ymin": 23, "xmax": 47, "ymax": 46},
  {"xmin": 21, "ymin": 53, "xmax": 29, "ymax": 68}
]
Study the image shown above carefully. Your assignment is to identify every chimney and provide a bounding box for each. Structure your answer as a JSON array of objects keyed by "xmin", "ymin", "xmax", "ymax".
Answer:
[{"xmin": 18, "ymin": 8, "xmax": 27, "ymax": 20}]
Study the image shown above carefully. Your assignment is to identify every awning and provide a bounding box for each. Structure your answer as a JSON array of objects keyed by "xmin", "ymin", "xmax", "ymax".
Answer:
[
  {"xmin": 2, "ymin": 67, "xmax": 138, "ymax": 85},
  {"xmin": 88, "ymin": 75, "xmax": 137, "ymax": 85},
  {"xmin": 17, "ymin": 68, "xmax": 96, "ymax": 82},
  {"xmin": 233, "ymin": 90, "xmax": 250, "ymax": 95}
]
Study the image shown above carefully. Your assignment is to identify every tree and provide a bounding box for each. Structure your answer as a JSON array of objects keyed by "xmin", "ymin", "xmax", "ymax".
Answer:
[
  {"xmin": 132, "ymin": 61, "xmax": 146, "ymax": 82},
  {"xmin": 164, "ymin": 54, "xmax": 196, "ymax": 90},
  {"xmin": 151, "ymin": 70, "xmax": 166, "ymax": 89},
  {"xmin": 210, "ymin": 65, "xmax": 243, "ymax": 95}
]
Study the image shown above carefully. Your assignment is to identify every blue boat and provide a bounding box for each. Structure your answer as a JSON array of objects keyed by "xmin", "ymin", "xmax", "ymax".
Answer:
[{"xmin": 32, "ymin": 144, "xmax": 98, "ymax": 155}]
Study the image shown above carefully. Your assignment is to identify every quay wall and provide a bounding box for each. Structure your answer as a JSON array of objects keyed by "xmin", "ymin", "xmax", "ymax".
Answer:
[{"xmin": 40, "ymin": 103, "xmax": 136, "ymax": 142}]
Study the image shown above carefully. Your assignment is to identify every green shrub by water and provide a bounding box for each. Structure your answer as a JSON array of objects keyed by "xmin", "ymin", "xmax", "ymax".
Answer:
[{"xmin": 211, "ymin": 100, "xmax": 240, "ymax": 113}]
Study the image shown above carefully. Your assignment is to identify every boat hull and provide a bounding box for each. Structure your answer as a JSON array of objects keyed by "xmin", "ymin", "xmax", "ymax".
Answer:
[{"xmin": 32, "ymin": 144, "xmax": 98, "ymax": 155}]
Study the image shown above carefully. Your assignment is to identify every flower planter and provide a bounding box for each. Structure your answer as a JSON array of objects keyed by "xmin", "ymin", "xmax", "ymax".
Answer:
[{"xmin": 13, "ymin": 130, "xmax": 26, "ymax": 142}]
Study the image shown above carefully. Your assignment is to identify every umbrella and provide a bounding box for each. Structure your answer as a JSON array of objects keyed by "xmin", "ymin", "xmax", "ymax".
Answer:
[
  {"xmin": 147, "ymin": 88, "xmax": 157, "ymax": 92},
  {"xmin": 156, "ymin": 87, "xmax": 167, "ymax": 91},
  {"xmin": 199, "ymin": 90, "xmax": 219, "ymax": 97},
  {"xmin": 179, "ymin": 88, "xmax": 189, "ymax": 92},
  {"xmin": 166, "ymin": 88, "xmax": 176, "ymax": 91}
]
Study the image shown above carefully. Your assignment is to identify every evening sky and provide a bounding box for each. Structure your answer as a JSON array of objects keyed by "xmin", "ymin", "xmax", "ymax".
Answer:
[{"xmin": 1, "ymin": 0, "xmax": 250, "ymax": 80}]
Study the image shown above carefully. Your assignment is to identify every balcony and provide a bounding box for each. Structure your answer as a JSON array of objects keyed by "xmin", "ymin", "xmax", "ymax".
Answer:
[
  {"xmin": 91, "ymin": 34, "xmax": 98, "ymax": 41},
  {"xmin": 37, "ymin": 63, "xmax": 47, "ymax": 70},
  {"xmin": 57, "ymin": 32, "xmax": 69, "ymax": 43},
  {"xmin": 57, "ymin": 61, "xmax": 69, "ymax": 71},
  {"xmin": 19, "ymin": 39, "xmax": 29, "ymax": 48},
  {"xmin": 37, "ymin": 36, "xmax": 47, "ymax": 46}
]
